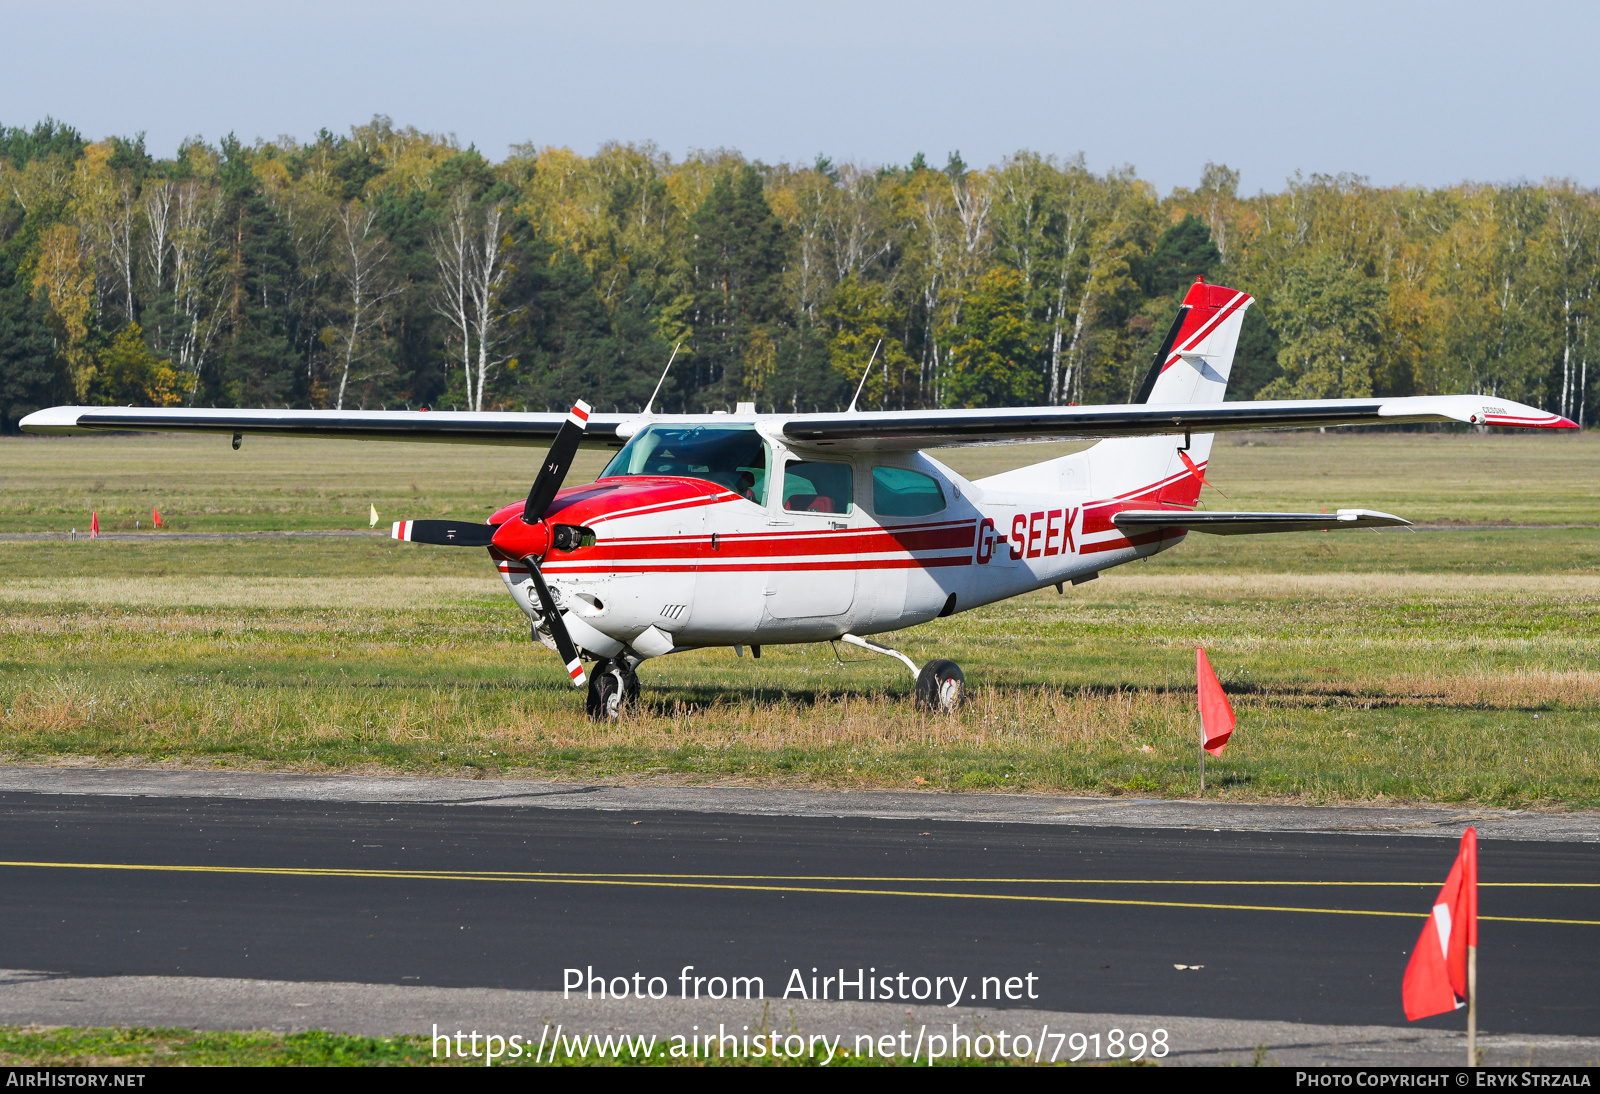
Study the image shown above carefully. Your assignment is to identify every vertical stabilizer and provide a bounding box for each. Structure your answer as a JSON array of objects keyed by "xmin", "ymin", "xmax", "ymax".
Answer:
[
  {"xmin": 1136, "ymin": 278, "xmax": 1253, "ymax": 407},
  {"xmin": 972, "ymin": 278, "xmax": 1254, "ymax": 504},
  {"xmin": 1085, "ymin": 278, "xmax": 1254, "ymax": 503}
]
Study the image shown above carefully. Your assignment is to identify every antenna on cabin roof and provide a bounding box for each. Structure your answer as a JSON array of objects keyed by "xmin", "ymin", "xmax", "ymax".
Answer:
[
  {"xmin": 642, "ymin": 343, "xmax": 681, "ymax": 415},
  {"xmin": 846, "ymin": 339, "xmax": 883, "ymax": 413}
]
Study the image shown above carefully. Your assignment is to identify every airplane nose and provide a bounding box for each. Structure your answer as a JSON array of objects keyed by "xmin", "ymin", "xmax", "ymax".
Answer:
[{"xmin": 491, "ymin": 518, "xmax": 551, "ymax": 560}]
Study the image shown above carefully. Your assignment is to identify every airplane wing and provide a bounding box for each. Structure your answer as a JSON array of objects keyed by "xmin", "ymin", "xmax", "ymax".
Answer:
[
  {"xmin": 777, "ymin": 394, "xmax": 1573, "ymax": 451},
  {"xmin": 16, "ymin": 405, "xmax": 632, "ymax": 447},
  {"xmin": 1113, "ymin": 508, "xmax": 1411, "ymax": 535},
  {"xmin": 18, "ymin": 393, "xmax": 1573, "ymax": 450}
]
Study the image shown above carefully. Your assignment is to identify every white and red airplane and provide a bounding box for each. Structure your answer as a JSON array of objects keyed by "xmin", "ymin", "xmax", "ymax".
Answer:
[{"xmin": 22, "ymin": 279, "xmax": 1575, "ymax": 718}]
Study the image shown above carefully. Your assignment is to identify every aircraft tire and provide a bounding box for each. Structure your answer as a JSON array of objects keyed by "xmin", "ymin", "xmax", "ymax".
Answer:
[
  {"xmin": 585, "ymin": 660, "xmax": 629, "ymax": 721},
  {"xmin": 915, "ymin": 659, "xmax": 965, "ymax": 713}
]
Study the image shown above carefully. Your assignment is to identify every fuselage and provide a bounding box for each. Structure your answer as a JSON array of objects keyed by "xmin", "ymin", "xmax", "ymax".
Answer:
[{"xmin": 488, "ymin": 418, "xmax": 1199, "ymax": 658}]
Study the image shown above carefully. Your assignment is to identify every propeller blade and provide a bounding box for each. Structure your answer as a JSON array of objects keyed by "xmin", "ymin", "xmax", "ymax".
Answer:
[
  {"xmin": 523, "ymin": 400, "xmax": 591, "ymax": 523},
  {"xmin": 391, "ymin": 520, "xmax": 498, "ymax": 546},
  {"xmin": 526, "ymin": 561, "xmax": 587, "ymax": 688}
]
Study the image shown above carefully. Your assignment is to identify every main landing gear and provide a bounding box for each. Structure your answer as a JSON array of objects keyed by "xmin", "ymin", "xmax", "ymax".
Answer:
[
  {"xmin": 914, "ymin": 659, "xmax": 966, "ymax": 713},
  {"xmin": 839, "ymin": 634, "xmax": 965, "ymax": 714},
  {"xmin": 586, "ymin": 657, "xmax": 641, "ymax": 721},
  {"xmin": 582, "ymin": 637, "xmax": 967, "ymax": 719}
]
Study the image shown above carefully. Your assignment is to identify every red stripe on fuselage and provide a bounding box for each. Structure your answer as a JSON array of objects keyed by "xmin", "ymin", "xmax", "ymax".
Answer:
[
  {"xmin": 1078, "ymin": 464, "xmax": 1205, "ymax": 535},
  {"xmin": 1079, "ymin": 528, "xmax": 1177, "ymax": 555},
  {"xmin": 543, "ymin": 555, "xmax": 975, "ymax": 576},
  {"xmin": 574, "ymin": 519, "xmax": 978, "ymax": 564}
]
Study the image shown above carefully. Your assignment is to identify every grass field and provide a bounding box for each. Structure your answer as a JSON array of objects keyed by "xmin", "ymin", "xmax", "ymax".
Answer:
[
  {"xmin": 1, "ymin": 429, "xmax": 1596, "ymax": 807},
  {"xmin": 0, "ymin": 1025, "xmax": 943, "ymax": 1067}
]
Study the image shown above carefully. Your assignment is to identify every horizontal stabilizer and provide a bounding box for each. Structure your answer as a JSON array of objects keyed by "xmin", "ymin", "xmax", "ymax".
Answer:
[
  {"xmin": 391, "ymin": 519, "xmax": 498, "ymax": 546},
  {"xmin": 1113, "ymin": 508, "xmax": 1411, "ymax": 536}
]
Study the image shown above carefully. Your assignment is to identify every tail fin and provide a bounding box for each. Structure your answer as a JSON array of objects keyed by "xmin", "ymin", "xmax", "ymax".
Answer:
[
  {"xmin": 1133, "ymin": 278, "xmax": 1254, "ymax": 407},
  {"xmin": 1080, "ymin": 278, "xmax": 1253, "ymax": 504},
  {"xmin": 975, "ymin": 279, "xmax": 1254, "ymax": 505}
]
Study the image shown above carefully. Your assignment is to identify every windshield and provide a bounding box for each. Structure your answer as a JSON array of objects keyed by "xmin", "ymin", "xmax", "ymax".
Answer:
[{"xmin": 600, "ymin": 424, "xmax": 769, "ymax": 503}]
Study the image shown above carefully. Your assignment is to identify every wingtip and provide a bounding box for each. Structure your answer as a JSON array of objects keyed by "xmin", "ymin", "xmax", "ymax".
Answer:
[
  {"xmin": 17, "ymin": 406, "xmax": 85, "ymax": 434},
  {"xmin": 1556, "ymin": 416, "xmax": 1580, "ymax": 429}
]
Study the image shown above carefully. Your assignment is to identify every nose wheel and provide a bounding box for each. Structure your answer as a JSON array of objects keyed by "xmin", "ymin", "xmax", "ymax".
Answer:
[
  {"xmin": 914, "ymin": 658, "xmax": 965, "ymax": 714},
  {"xmin": 586, "ymin": 658, "xmax": 641, "ymax": 721}
]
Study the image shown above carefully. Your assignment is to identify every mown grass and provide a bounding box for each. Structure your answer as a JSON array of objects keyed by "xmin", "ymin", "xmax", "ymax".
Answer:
[
  {"xmin": 0, "ymin": 1025, "xmax": 1047, "ymax": 1067},
  {"xmin": 0, "ymin": 560, "xmax": 1596, "ymax": 806},
  {"xmin": 0, "ymin": 431, "xmax": 1596, "ymax": 807}
]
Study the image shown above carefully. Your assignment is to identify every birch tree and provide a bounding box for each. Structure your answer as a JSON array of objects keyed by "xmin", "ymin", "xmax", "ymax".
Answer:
[
  {"xmin": 1541, "ymin": 184, "xmax": 1598, "ymax": 419},
  {"xmin": 430, "ymin": 189, "xmax": 510, "ymax": 411},
  {"xmin": 166, "ymin": 182, "xmax": 227, "ymax": 396},
  {"xmin": 330, "ymin": 201, "xmax": 399, "ymax": 409}
]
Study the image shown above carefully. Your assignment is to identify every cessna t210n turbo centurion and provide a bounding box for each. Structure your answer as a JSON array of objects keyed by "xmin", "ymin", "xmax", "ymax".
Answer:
[{"xmin": 23, "ymin": 279, "xmax": 1575, "ymax": 718}]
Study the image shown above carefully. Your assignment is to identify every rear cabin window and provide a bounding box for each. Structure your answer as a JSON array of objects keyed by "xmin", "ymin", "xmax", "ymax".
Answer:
[
  {"xmin": 872, "ymin": 466, "xmax": 946, "ymax": 517},
  {"xmin": 599, "ymin": 424, "xmax": 768, "ymax": 503},
  {"xmin": 783, "ymin": 460, "xmax": 854, "ymax": 515}
]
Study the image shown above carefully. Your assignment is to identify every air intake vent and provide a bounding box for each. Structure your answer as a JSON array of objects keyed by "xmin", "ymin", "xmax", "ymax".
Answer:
[{"xmin": 659, "ymin": 604, "xmax": 687, "ymax": 621}]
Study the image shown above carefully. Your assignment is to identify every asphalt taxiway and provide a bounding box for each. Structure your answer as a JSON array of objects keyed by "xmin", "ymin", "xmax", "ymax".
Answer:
[{"xmin": 0, "ymin": 769, "xmax": 1595, "ymax": 1065}]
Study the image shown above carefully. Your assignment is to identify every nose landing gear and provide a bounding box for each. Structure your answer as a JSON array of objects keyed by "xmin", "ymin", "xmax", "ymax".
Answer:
[{"xmin": 586, "ymin": 657, "xmax": 642, "ymax": 721}]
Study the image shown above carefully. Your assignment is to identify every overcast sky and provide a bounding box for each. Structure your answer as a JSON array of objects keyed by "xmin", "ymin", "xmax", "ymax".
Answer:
[{"xmin": 3, "ymin": 0, "xmax": 1595, "ymax": 195}]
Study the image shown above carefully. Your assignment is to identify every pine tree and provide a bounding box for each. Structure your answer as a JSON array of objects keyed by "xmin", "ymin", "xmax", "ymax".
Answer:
[
  {"xmin": 1143, "ymin": 215, "xmax": 1221, "ymax": 299},
  {"xmin": 208, "ymin": 137, "xmax": 302, "ymax": 407},
  {"xmin": 688, "ymin": 166, "xmax": 789, "ymax": 409},
  {"xmin": 0, "ymin": 255, "xmax": 60, "ymax": 428}
]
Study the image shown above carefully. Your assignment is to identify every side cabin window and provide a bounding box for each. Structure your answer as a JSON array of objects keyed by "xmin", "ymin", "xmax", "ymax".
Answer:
[
  {"xmin": 599, "ymin": 424, "xmax": 768, "ymax": 503},
  {"xmin": 872, "ymin": 466, "xmax": 946, "ymax": 517},
  {"xmin": 783, "ymin": 460, "xmax": 853, "ymax": 515}
]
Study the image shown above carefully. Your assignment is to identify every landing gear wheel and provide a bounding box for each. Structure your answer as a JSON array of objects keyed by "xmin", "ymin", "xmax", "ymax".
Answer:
[
  {"xmin": 915, "ymin": 659, "xmax": 965, "ymax": 713},
  {"xmin": 586, "ymin": 659, "xmax": 631, "ymax": 721}
]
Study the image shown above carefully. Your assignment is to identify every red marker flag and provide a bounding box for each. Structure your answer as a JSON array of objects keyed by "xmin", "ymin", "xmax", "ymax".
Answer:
[
  {"xmin": 89, "ymin": 511, "xmax": 99, "ymax": 539},
  {"xmin": 1196, "ymin": 648, "xmax": 1235, "ymax": 755},
  {"xmin": 1403, "ymin": 828, "xmax": 1478, "ymax": 1021},
  {"xmin": 152, "ymin": 507, "xmax": 162, "ymax": 528}
]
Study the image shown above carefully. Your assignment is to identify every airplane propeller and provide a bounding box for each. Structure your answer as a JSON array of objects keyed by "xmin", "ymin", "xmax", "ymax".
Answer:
[
  {"xmin": 390, "ymin": 520, "xmax": 497, "ymax": 546},
  {"xmin": 392, "ymin": 400, "xmax": 595, "ymax": 689}
]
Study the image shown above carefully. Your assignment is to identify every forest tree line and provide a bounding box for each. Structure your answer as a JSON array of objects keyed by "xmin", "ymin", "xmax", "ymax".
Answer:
[{"xmin": 2, "ymin": 115, "xmax": 1597, "ymax": 428}]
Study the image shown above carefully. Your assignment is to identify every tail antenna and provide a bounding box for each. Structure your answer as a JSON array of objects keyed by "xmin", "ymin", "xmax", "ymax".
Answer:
[
  {"xmin": 846, "ymin": 339, "xmax": 883, "ymax": 413},
  {"xmin": 642, "ymin": 343, "xmax": 681, "ymax": 415}
]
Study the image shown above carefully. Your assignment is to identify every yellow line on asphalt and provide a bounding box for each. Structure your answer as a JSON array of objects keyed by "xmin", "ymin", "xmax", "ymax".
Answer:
[
  {"xmin": 0, "ymin": 861, "xmax": 1580, "ymax": 887},
  {"xmin": 1, "ymin": 860, "xmax": 1595, "ymax": 925}
]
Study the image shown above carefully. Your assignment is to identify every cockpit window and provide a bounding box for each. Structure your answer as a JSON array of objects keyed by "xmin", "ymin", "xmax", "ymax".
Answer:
[
  {"xmin": 784, "ymin": 460, "xmax": 854, "ymax": 515},
  {"xmin": 599, "ymin": 424, "xmax": 768, "ymax": 503}
]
